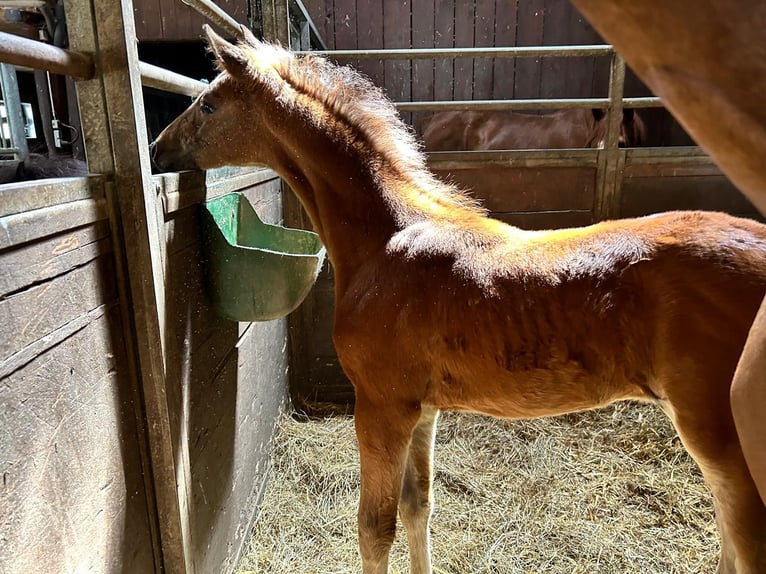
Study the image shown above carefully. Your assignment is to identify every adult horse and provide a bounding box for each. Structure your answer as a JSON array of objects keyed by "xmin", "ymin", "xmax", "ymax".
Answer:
[
  {"xmin": 152, "ymin": 27, "xmax": 766, "ymax": 574},
  {"xmin": 420, "ymin": 108, "xmax": 646, "ymax": 151}
]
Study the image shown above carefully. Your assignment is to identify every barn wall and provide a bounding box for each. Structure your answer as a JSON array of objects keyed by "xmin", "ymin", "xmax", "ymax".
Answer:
[
  {"xmin": 133, "ymin": 0, "xmax": 248, "ymax": 41},
  {"xmin": 0, "ymin": 168, "xmax": 291, "ymax": 573},
  {"xmin": 156, "ymin": 168, "xmax": 291, "ymax": 573},
  {"xmin": 0, "ymin": 178, "xmax": 157, "ymax": 573},
  {"xmin": 302, "ymin": 0, "xmax": 693, "ymax": 146}
]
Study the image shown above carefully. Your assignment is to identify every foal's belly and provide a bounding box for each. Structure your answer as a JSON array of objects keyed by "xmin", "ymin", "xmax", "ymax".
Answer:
[{"xmin": 423, "ymin": 353, "xmax": 650, "ymax": 420}]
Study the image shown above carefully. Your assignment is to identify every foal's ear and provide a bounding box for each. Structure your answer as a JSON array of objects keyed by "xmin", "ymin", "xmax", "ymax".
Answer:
[{"xmin": 204, "ymin": 24, "xmax": 250, "ymax": 78}]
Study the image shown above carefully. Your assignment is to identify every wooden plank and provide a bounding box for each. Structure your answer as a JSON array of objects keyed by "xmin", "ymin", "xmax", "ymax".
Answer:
[
  {"xmin": 565, "ymin": 7, "xmax": 599, "ymax": 98},
  {"xmin": 383, "ymin": 0, "xmax": 412, "ymax": 122},
  {"xmin": 0, "ymin": 198, "xmax": 107, "ymax": 251},
  {"xmin": 473, "ymin": 0, "xmax": 495, "ymax": 100},
  {"xmin": 68, "ymin": 1, "xmax": 185, "ymax": 571},
  {"xmin": 0, "ymin": 308, "xmax": 155, "ymax": 573},
  {"xmin": 334, "ymin": 0, "xmax": 357, "ymax": 51},
  {"xmin": 514, "ymin": 0, "xmax": 545, "ymax": 99},
  {"xmin": 431, "ymin": 165, "xmax": 597, "ymax": 212},
  {"xmin": 134, "ymin": 0, "xmax": 163, "ymax": 40},
  {"xmin": 187, "ymin": 319, "xmax": 289, "ymax": 573},
  {"xmin": 540, "ymin": 0, "xmax": 570, "ymax": 100},
  {"xmin": 410, "ymin": 0, "xmax": 434, "ymax": 131},
  {"xmin": 493, "ymin": 0, "xmax": 517, "ymax": 99},
  {"xmin": 433, "ymin": 0, "xmax": 454, "ymax": 102},
  {"xmin": 0, "ymin": 255, "xmax": 118, "ymax": 364},
  {"xmin": 0, "ymin": 222, "xmax": 110, "ymax": 297},
  {"xmin": 621, "ymin": 175, "xmax": 757, "ymax": 217},
  {"xmin": 355, "ymin": 0, "xmax": 384, "ymax": 84},
  {"xmin": 452, "ymin": 1, "xmax": 474, "ymax": 101},
  {"xmin": 0, "ymin": 175, "xmax": 104, "ymax": 218}
]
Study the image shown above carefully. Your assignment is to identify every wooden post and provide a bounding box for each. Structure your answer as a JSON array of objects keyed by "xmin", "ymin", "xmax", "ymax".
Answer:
[
  {"xmin": 66, "ymin": 0, "xmax": 190, "ymax": 572},
  {"xmin": 594, "ymin": 52, "xmax": 627, "ymax": 221}
]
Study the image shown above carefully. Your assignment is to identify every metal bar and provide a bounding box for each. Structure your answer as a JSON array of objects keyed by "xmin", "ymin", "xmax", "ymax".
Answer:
[
  {"xmin": 180, "ymin": 0, "xmax": 242, "ymax": 37},
  {"xmin": 300, "ymin": 44, "xmax": 614, "ymax": 60},
  {"xmin": 0, "ymin": 31, "xmax": 94, "ymax": 79},
  {"xmin": 397, "ymin": 98, "xmax": 610, "ymax": 112},
  {"xmin": 289, "ymin": 0, "xmax": 327, "ymax": 49},
  {"xmin": 623, "ymin": 96, "xmax": 664, "ymax": 108},
  {"xmin": 139, "ymin": 61, "xmax": 206, "ymax": 97},
  {"xmin": 0, "ymin": 63, "xmax": 29, "ymax": 161}
]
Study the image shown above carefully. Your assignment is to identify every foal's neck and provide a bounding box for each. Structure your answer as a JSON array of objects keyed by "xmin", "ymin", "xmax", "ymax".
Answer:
[{"xmin": 268, "ymin": 116, "xmax": 402, "ymax": 281}]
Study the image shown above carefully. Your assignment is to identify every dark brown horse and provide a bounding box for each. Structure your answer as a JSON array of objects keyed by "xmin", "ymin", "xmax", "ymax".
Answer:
[
  {"xmin": 152, "ymin": 27, "xmax": 766, "ymax": 574},
  {"xmin": 420, "ymin": 108, "xmax": 646, "ymax": 151}
]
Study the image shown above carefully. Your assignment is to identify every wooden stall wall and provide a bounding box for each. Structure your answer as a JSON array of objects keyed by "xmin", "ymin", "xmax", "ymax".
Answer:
[
  {"xmin": 133, "ymin": 0, "xmax": 248, "ymax": 41},
  {"xmin": 0, "ymin": 177, "xmax": 157, "ymax": 573},
  {"xmin": 0, "ymin": 169, "xmax": 292, "ymax": 574},
  {"xmin": 156, "ymin": 168, "xmax": 291, "ymax": 573},
  {"xmin": 302, "ymin": 0, "xmax": 692, "ymax": 146}
]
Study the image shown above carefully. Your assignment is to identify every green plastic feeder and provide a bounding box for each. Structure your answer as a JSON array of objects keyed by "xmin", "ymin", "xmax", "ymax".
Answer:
[{"xmin": 201, "ymin": 192, "xmax": 326, "ymax": 321}]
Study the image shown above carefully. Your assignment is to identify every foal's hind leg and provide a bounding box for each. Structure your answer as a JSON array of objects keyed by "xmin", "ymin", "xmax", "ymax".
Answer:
[
  {"xmin": 399, "ymin": 406, "xmax": 439, "ymax": 574},
  {"xmin": 665, "ymin": 399, "xmax": 766, "ymax": 574},
  {"xmin": 354, "ymin": 394, "xmax": 423, "ymax": 574}
]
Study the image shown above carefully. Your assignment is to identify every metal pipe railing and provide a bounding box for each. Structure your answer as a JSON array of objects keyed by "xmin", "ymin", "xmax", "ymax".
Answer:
[
  {"xmin": 300, "ymin": 45, "xmax": 614, "ymax": 60},
  {"xmin": 0, "ymin": 31, "xmax": 94, "ymax": 80},
  {"xmin": 139, "ymin": 62, "xmax": 206, "ymax": 97},
  {"xmin": 396, "ymin": 97, "xmax": 664, "ymax": 112},
  {"xmin": 180, "ymin": 0, "xmax": 242, "ymax": 38}
]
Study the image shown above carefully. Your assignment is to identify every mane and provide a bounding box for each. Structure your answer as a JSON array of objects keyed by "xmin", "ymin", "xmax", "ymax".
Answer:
[{"xmin": 231, "ymin": 38, "xmax": 486, "ymax": 219}]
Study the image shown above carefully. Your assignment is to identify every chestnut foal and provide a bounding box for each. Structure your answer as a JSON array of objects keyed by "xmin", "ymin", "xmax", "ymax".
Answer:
[{"xmin": 152, "ymin": 27, "xmax": 766, "ymax": 574}]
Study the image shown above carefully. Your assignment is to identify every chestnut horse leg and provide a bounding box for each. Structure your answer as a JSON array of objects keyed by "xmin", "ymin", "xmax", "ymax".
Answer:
[
  {"xmin": 399, "ymin": 406, "xmax": 439, "ymax": 574},
  {"xmin": 732, "ymin": 296, "xmax": 766, "ymax": 507},
  {"xmin": 665, "ymin": 398, "xmax": 766, "ymax": 574},
  {"xmin": 354, "ymin": 393, "xmax": 423, "ymax": 574}
]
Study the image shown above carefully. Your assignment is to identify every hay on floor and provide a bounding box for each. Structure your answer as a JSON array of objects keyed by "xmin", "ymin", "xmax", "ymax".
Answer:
[{"xmin": 237, "ymin": 402, "xmax": 717, "ymax": 574}]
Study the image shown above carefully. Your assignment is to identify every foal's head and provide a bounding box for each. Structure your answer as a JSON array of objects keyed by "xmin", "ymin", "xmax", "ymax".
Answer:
[{"xmin": 152, "ymin": 25, "xmax": 295, "ymax": 171}]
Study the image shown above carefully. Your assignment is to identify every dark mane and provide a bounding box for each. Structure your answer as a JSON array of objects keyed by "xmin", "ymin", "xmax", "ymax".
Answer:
[{"xmin": 234, "ymin": 39, "xmax": 486, "ymax": 218}]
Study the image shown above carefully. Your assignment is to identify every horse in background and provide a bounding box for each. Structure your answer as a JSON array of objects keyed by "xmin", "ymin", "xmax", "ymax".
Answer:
[
  {"xmin": 0, "ymin": 153, "xmax": 87, "ymax": 184},
  {"xmin": 420, "ymin": 108, "xmax": 646, "ymax": 151},
  {"xmin": 151, "ymin": 27, "xmax": 766, "ymax": 574}
]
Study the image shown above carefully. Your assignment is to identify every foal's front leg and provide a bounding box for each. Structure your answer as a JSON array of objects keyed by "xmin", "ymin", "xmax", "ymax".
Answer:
[
  {"xmin": 399, "ymin": 406, "xmax": 439, "ymax": 574},
  {"xmin": 354, "ymin": 395, "xmax": 423, "ymax": 574}
]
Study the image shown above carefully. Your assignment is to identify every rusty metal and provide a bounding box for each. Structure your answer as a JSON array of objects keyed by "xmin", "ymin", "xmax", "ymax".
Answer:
[
  {"xmin": 180, "ymin": 0, "xmax": 242, "ymax": 37},
  {"xmin": 139, "ymin": 62, "xmax": 206, "ymax": 97},
  {"xmin": 0, "ymin": 31, "xmax": 94, "ymax": 79}
]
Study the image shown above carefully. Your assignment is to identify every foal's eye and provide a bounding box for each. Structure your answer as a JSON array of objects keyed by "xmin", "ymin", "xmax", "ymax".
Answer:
[{"xmin": 200, "ymin": 101, "xmax": 215, "ymax": 115}]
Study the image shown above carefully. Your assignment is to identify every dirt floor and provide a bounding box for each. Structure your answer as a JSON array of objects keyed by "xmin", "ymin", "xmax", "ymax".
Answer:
[{"xmin": 237, "ymin": 401, "xmax": 718, "ymax": 574}]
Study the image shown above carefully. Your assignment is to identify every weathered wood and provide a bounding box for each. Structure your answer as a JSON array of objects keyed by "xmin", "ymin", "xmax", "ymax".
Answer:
[
  {"xmin": 0, "ymin": 198, "xmax": 107, "ymax": 251},
  {"xmin": 0, "ymin": 255, "xmax": 117, "ymax": 364},
  {"xmin": 67, "ymin": 0, "xmax": 185, "ymax": 570},
  {"xmin": 0, "ymin": 176, "xmax": 103, "ymax": 219},
  {"xmin": 0, "ymin": 222, "xmax": 110, "ymax": 296},
  {"xmin": 187, "ymin": 319, "xmax": 288, "ymax": 572},
  {"xmin": 621, "ymin": 175, "xmax": 758, "ymax": 218},
  {"xmin": 0, "ymin": 308, "xmax": 155, "ymax": 574},
  {"xmin": 431, "ymin": 165, "xmax": 596, "ymax": 213}
]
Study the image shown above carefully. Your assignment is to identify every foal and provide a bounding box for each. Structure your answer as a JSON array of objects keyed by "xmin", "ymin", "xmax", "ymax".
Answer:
[{"xmin": 152, "ymin": 27, "xmax": 766, "ymax": 574}]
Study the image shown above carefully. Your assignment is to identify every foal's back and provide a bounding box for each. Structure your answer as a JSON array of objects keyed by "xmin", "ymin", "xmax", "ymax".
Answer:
[{"xmin": 354, "ymin": 211, "xmax": 766, "ymax": 419}]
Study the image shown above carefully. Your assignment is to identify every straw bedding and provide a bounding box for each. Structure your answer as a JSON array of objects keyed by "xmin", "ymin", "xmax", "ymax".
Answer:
[{"xmin": 237, "ymin": 401, "xmax": 718, "ymax": 573}]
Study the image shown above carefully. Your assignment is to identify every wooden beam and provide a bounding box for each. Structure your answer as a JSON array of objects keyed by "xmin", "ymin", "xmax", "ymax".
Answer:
[{"xmin": 66, "ymin": 0, "xmax": 190, "ymax": 572}]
